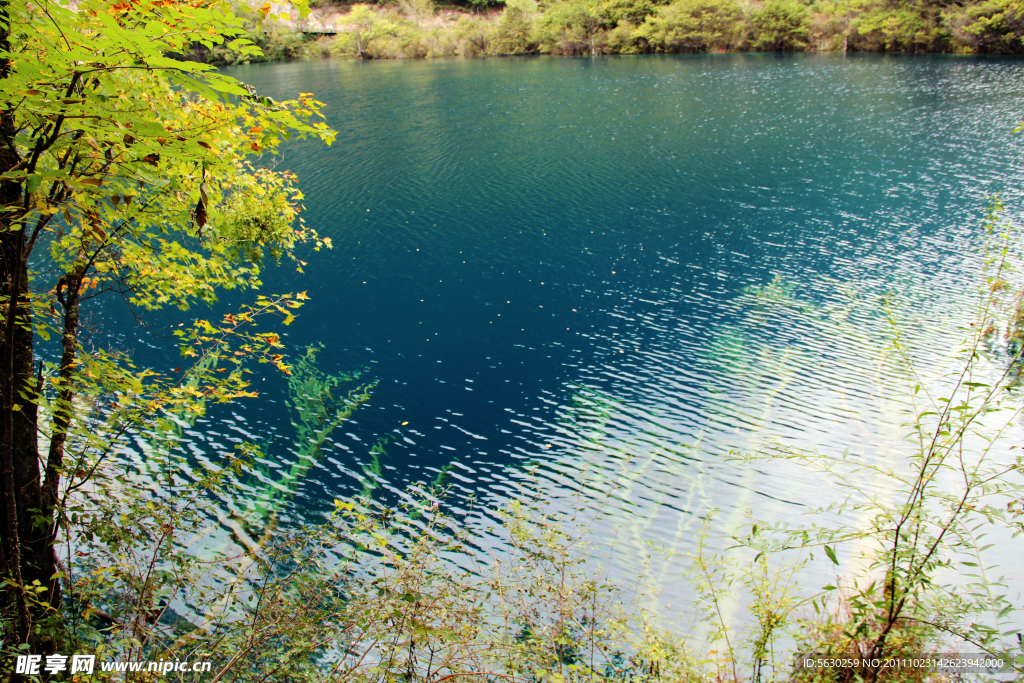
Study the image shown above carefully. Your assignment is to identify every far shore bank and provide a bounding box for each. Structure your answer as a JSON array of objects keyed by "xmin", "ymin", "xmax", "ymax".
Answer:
[{"xmin": 188, "ymin": 0, "xmax": 1024, "ymax": 65}]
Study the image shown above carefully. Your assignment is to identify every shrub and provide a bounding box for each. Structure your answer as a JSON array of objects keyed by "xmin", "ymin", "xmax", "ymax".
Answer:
[
  {"xmin": 946, "ymin": 0, "xmax": 1024, "ymax": 53},
  {"xmin": 730, "ymin": 202, "xmax": 1024, "ymax": 680},
  {"xmin": 455, "ymin": 15, "xmax": 497, "ymax": 54},
  {"xmin": 41, "ymin": 460, "xmax": 708, "ymax": 683},
  {"xmin": 806, "ymin": 0, "xmax": 852, "ymax": 50},
  {"xmin": 370, "ymin": 21, "xmax": 433, "ymax": 58},
  {"xmin": 750, "ymin": 0, "xmax": 812, "ymax": 50},
  {"xmin": 425, "ymin": 26, "xmax": 462, "ymax": 55},
  {"xmin": 602, "ymin": 0, "xmax": 658, "ymax": 25},
  {"xmin": 605, "ymin": 19, "xmax": 647, "ymax": 52},
  {"xmin": 851, "ymin": 3, "xmax": 946, "ymax": 51},
  {"xmin": 493, "ymin": 0, "xmax": 539, "ymax": 53},
  {"xmin": 637, "ymin": 0, "xmax": 743, "ymax": 52},
  {"xmin": 791, "ymin": 596, "xmax": 945, "ymax": 683}
]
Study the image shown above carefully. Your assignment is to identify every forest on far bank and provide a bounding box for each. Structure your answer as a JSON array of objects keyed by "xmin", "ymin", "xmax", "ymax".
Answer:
[{"xmin": 190, "ymin": 0, "xmax": 1024, "ymax": 63}]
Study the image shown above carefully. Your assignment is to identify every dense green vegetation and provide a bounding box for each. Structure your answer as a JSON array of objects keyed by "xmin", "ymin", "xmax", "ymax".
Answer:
[
  {"xmin": 188, "ymin": 0, "xmax": 1024, "ymax": 64},
  {"xmin": 0, "ymin": 0, "xmax": 332, "ymax": 663}
]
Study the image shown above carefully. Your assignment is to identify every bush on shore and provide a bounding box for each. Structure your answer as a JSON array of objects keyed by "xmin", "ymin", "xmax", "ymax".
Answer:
[{"xmin": 186, "ymin": 0, "xmax": 1024, "ymax": 65}]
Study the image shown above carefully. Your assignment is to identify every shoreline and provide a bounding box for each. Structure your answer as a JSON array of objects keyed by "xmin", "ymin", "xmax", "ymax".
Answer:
[{"xmin": 187, "ymin": 0, "xmax": 1024, "ymax": 65}]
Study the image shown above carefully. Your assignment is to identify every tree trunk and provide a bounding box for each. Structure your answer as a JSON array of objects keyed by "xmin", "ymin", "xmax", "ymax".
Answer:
[
  {"xmin": 0, "ymin": 221, "xmax": 39, "ymax": 650},
  {"xmin": 0, "ymin": 0, "xmax": 31, "ymax": 650},
  {"xmin": 0, "ymin": 0, "xmax": 60, "ymax": 655}
]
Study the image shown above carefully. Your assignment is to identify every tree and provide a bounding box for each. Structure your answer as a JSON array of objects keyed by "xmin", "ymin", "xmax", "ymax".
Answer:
[
  {"xmin": 948, "ymin": 0, "xmax": 1024, "ymax": 53},
  {"xmin": 346, "ymin": 5, "xmax": 400, "ymax": 58},
  {"xmin": 537, "ymin": 0, "xmax": 607, "ymax": 55},
  {"xmin": 494, "ymin": 0, "xmax": 538, "ymax": 53},
  {"xmin": 454, "ymin": 15, "xmax": 493, "ymax": 54},
  {"xmin": 637, "ymin": 0, "xmax": 743, "ymax": 52},
  {"xmin": 852, "ymin": 2, "xmax": 945, "ymax": 51},
  {"xmin": 750, "ymin": 0, "xmax": 811, "ymax": 50},
  {"xmin": 601, "ymin": 0, "xmax": 656, "ymax": 26},
  {"xmin": 0, "ymin": 0, "xmax": 333, "ymax": 656}
]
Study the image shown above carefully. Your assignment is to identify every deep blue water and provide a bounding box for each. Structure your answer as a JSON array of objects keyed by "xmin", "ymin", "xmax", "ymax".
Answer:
[{"xmin": 105, "ymin": 54, "xmax": 1024, "ymax": 605}]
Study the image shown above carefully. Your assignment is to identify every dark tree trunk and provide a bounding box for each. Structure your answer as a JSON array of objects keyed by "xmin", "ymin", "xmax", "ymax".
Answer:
[
  {"xmin": 0, "ymin": 222, "xmax": 39, "ymax": 649},
  {"xmin": 0, "ymin": 0, "xmax": 31, "ymax": 649},
  {"xmin": 0, "ymin": 0, "xmax": 60, "ymax": 655}
]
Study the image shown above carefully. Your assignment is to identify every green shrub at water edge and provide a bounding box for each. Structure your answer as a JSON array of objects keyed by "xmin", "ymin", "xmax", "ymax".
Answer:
[
  {"xmin": 749, "ymin": 0, "xmax": 812, "ymax": 50},
  {"xmin": 945, "ymin": 0, "xmax": 1024, "ymax": 53},
  {"xmin": 636, "ymin": 0, "xmax": 744, "ymax": 53}
]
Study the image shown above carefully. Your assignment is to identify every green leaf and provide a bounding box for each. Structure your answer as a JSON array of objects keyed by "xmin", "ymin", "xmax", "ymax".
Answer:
[
  {"xmin": 824, "ymin": 545, "xmax": 839, "ymax": 565},
  {"xmin": 203, "ymin": 76, "xmax": 250, "ymax": 97},
  {"xmin": 25, "ymin": 174, "xmax": 41, "ymax": 194}
]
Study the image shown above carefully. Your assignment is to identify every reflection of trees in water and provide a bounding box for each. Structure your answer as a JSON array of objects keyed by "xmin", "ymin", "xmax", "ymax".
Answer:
[
  {"xmin": 520, "ymin": 273, "xmax": 970, "ymax": 623},
  {"xmin": 132, "ymin": 344, "xmax": 375, "ymax": 545},
  {"xmin": 244, "ymin": 344, "xmax": 376, "ymax": 525}
]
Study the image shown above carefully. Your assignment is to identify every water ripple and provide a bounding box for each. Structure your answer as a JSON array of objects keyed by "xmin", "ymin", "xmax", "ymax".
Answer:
[{"xmin": 99, "ymin": 54, "xmax": 1024, "ymax": 617}]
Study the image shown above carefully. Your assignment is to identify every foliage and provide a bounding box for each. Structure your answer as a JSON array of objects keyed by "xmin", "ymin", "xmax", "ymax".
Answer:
[
  {"xmin": 750, "ymin": 0, "xmax": 811, "ymax": 50},
  {"xmin": 724, "ymin": 201, "xmax": 1024, "ymax": 681},
  {"xmin": 668, "ymin": 510, "xmax": 810, "ymax": 682},
  {"xmin": 851, "ymin": 2, "xmax": 946, "ymax": 51},
  {"xmin": 183, "ymin": 0, "xmax": 1024, "ymax": 59},
  {"xmin": 343, "ymin": 5, "xmax": 401, "ymax": 56},
  {"xmin": 185, "ymin": 25, "xmax": 326, "ymax": 65},
  {"xmin": 464, "ymin": 0, "xmax": 504, "ymax": 14},
  {"xmin": 0, "ymin": 0, "xmax": 334, "ymax": 659},
  {"xmin": 604, "ymin": 19, "xmax": 646, "ymax": 52},
  {"xmin": 790, "ymin": 598, "xmax": 944, "ymax": 683},
  {"xmin": 637, "ymin": 0, "xmax": 743, "ymax": 52},
  {"xmin": 493, "ymin": 0, "xmax": 539, "ymax": 53},
  {"xmin": 945, "ymin": 0, "xmax": 1024, "ymax": 53},
  {"xmin": 601, "ymin": 0, "xmax": 658, "ymax": 26},
  {"xmin": 48, "ymin": 462, "xmax": 709, "ymax": 683},
  {"xmin": 38, "ymin": 342, "xmax": 374, "ymax": 680},
  {"xmin": 536, "ymin": 0, "xmax": 609, "ymax": 54},
  {"xmin": 455, "ymin": 15, "xmax": 497, "ymax": 54},
  {"xmin": 398, "ymin": 0, "xmax": 437, "ymax": 21},
  {"xmin": 366, "ymin": 20, "xmax": 434, "ymax": 58},
  {"xmin": 6, "ymin": 0, "xmax": 1024, "ymax": 678}
]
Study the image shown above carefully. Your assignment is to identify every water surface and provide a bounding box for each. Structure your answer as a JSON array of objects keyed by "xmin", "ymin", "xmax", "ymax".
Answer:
[{"xmin": 114, "ymin": 53, "xmax": 1024, "ymax": 618}]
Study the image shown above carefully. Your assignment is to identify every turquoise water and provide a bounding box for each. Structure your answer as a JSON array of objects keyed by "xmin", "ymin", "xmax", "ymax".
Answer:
[{"xmin": 116, "ymin": 54, "xmax": 1024, "ymax": 610}]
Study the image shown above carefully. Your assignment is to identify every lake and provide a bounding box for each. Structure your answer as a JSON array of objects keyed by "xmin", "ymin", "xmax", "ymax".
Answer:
[{"xmin": 112, "ymin": 53, "xmax": 1024, "ymax": 620}]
